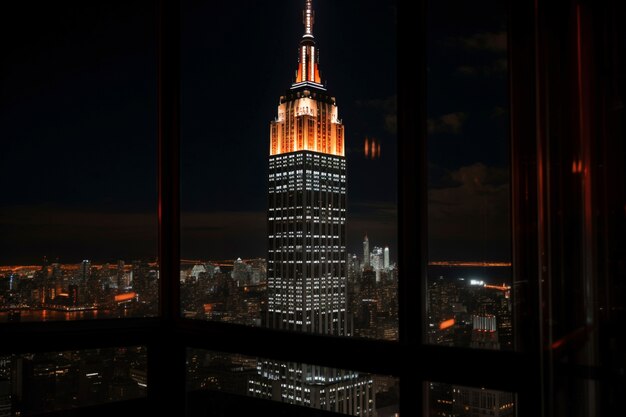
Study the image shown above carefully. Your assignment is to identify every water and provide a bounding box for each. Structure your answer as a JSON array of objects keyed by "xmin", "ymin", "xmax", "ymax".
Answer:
[{"xmin": 0, "ymin": 308, "xmax": 133, "ymax": 322}]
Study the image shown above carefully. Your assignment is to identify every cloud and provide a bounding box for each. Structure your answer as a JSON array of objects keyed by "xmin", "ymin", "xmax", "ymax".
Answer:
[
  {"xmin": 356, "ymin": 95, "xmax": 397, "ymax": 134},
  {"xmin": 458, "ymin": 31, "xmax": 507, "ymax": 53},
  {"xmin": 181, "ymin": 211, "xmax": 265, "ymax": 232},
  {"xmin": 427, "ymin": 112, "xmax": 468, "ymax": 135},
  {"xmin": 349, "ymin": 201, "xmax": 397, "ymax": 218},
  {"xmin": 181, "ymin": 211, "xmax": 266, "ymax": 259},
  {"xmin": 0, "ymin": 206, "xmax": 269, "ymax": 263},
  {"xmin": 457, "ymin": 58, "xmax": 507, "ymax": 76},
  {"xmin": 428, "ymin": 163, "xmax": 510, "ymax": 261},
  {"xmin": 449, "ymin": 31, "xmax": 507, "ymax": 77},
  {"xmin": 182, "ymin": 204, "xmax": 399, "ymax": 262},
  {"xmin": 0, "ymin": 205, "xmax": 157, "ymax": 264}
]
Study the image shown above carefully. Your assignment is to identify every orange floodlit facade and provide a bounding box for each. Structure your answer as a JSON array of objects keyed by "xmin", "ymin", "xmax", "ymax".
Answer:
[
  {"xmin": 269, "ymin": 0, "xmax": 344, "ymax": 157},
  {"xmin": 439, "ymin": 318, "xmax": 455, "ymax": 330},
  {"xmin": 295, "ymin": 0, "xmax": 321, "ymax": 85},
  {"xmin": 114, "ymin": 292, "xmax": 136, "ymax": 302},
  {"xmin": 484, "ymin": 284, "xmax": 511, "ymax": 291},
  {"xmin": 269, "ymin": 90, "xmax": 345, "ymax": 157}
]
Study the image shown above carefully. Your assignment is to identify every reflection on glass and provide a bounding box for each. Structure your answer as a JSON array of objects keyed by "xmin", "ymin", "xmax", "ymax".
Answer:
[
  {"xmin": 187, "ymin": 349, "xmax": 399, "ymax": 417},
  {"xmin": 427, "ymin": 382, "xmax": 516, "ymax": 417},
  {"xmin": 0, "ymin": 2, "xmax": 158, "ymax": 321},
  {"xmin": 181, "ymin": 0, "xmax": 398, "ymax": 340},
  {"xmin": 0, "ymin": 347, "xmax": 147, "ymax": 416},
  {"xmin": 426, "ymin": 0, "xmax": 512, "ymax": 349}
]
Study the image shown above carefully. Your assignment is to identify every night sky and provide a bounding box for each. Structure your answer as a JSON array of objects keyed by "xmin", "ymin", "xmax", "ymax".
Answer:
[
  {"xmin": 0, "ymin": 0, "xmax": 509, "ymax": 265},
  {"xmin": 427, "ymin": 0, "xmax": 510, "ymax": 262},
  {"xmin": 180, "ymin": 0, "xmax": 397, "ymax": 261}
]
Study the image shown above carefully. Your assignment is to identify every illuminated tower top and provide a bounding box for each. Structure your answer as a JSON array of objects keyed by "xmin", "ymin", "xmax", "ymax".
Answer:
[
  {"xmin": 293, "ymin": 0, "xmax": 322, "ymax": 88},
  {"xmin": 303, "ymin": 0, "xmax": 314, "ymax": 37},
  {"xmin": 269, "ymin": 0, "xmax": 345, "ymax": 157}
]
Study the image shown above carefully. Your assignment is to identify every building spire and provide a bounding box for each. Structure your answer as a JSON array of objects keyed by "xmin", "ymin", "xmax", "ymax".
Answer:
[
  {"xmin": 294, "ymin": 0, "xmax": 322, "ymax": 86},
  {"xmin": 303, "ymin": 0, "xmax": 314, "ymax": 38}
]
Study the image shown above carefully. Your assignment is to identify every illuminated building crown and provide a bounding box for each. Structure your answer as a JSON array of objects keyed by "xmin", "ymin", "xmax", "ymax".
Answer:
[{"xmin": 269, "ymin": 0, "xmax": 345, "ymax": 157}]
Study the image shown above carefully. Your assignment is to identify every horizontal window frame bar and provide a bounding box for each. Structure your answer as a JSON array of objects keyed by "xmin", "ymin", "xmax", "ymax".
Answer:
[
  {"xmin": 3, "ymin": 315, "xmax": 621, "ymax": 391},
  {"xmin": 0, "ymin": 317, "xmax": 161, "ymax": 354},
  {"xmin": 178, "ymin": 318, "xmax": 528, "ymax": 393},
  {"xmin": 1, "ymin": 315, "xmax": 526, "ymax": 391}
]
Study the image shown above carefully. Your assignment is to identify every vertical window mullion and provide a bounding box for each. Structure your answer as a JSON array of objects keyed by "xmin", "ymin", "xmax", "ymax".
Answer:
[
  {"xmin": 397, "ymin": 0, "xmax": 428, "ymax": 415},
  {"xmin": 152, "ymin": 1, "xmax": 185, "ymax": 416}
]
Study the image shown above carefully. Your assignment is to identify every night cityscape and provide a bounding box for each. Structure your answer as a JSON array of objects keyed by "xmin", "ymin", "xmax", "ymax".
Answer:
[
  {"xmin": 0, "ymin": 0, "xmax": 519, "ymax": 416},
  {"xmin": 2, "ymin": 0, "xmax": 621, "ymax": 414},
  {"xmin": 0, "ymin": 348, "xmax": 147, "ymax": 416}
]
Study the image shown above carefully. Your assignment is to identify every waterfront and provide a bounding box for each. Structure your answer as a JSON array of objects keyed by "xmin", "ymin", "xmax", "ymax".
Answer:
[{"xmin": 0, "ymin": 308, "xmax": 135, "ymax": 322}]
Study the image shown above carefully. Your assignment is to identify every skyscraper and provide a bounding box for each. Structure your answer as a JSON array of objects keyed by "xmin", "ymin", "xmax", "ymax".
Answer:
[
  {"xmin": 267, "ymin": 0, "xmax": 348, "ymax": 336},
  {"xmin": 255, "ymin": 2, "xmax": 375, "ymax": 415},
  {"xmin": 371, "ymin": 246, "xmax": 383, "ymax": 282},
  {"xmin": 116, "ymin": 260, "xmax": 125, "ymax": 290},
  {"xmin": 383, "ymin": 246, "xmax": 390, "ymax": 270},
  {"xmin": 363, "ymin": 235, "xmax": 370, "ymax": 269}
]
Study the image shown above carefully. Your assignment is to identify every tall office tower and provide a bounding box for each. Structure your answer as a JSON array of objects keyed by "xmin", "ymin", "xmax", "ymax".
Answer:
[
  {"xmin": 75, "ymin": 259, "xmax": 91, "ymax": 305},
  {"xmin": 51, "ymin": 263, "xmax": 64, "ymax": 300},
  {"xmin": 255, "ymin": 2, "xmax": 375, "ymax": 415},
  {"xmin": 371, "ymin": 247, "xmax": 383, "ymax": 270},
  {"xmin": 232, "ymin": 258, "xmax": 249, "ymax": 286},
  {"xmin": 371, "ymin": 246, "xmax": 383, "ymax": 282},
  {"xmin": 116, "ymin": 260, "xmax": 125, "ymax": 290},
  {"xmin": 363, "ymin": 235, "xmax": 370, "ymax": 269},
  {"xmin": 470, "ymin": 314, "xmax": 500, "ymax": 350},
  {"xmin": 383, "ymin": 246, "xmax": 390, "ymax": 270},
  {"xmin": 266, "ymin": 0, "xmax": 348, "ymax": 336},
  {"xmin": 80, "ymin": 260, "xmax": 91, "ymax": 281}
]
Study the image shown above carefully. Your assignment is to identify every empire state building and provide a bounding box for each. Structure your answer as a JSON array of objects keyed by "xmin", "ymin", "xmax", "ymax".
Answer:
[
  {"xmin": 267, "ymin": 0, "xmax": 349, "ymax": 336},
  {"xmin": 251, "ymin": 3, "xmax": 374, "ymax": 415}
]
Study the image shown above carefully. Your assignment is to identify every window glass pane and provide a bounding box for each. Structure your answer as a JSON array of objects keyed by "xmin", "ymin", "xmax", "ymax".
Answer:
[
  {"xmin": 427, "ymin": 382, "xmax": 516, "ymax": 416},
  {"xmin": 187, "ymin": 349, "xmax": 399, "ymax": 417},
  {"xmin": 0, "ymin": 1, "xmax": 158, "ymax": 321},
  {"xmin": 426, "ymin": 0, "xmax": 512, "ymax": 349},
  {"xmin": 1, "ymin": 347, "xmax": 147, "ymax": 416},
  {"xmin": 181, "ymin": 0, "xmax": 398, "ymax": 340}
]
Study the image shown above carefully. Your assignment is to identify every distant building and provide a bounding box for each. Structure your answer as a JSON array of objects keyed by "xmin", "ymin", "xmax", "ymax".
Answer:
[
  {"xmin": 383, "ymin": 247, "xmax": 390, "ymax": 270},
  {"xmin": 250, "ymin": 363, "xmax": 375, "ymax": 416},
  {"xmin": 231, "ymin": 258, "xmax": 249, "ymax": 286},
  {"xmin": 452, "ymin": 386, "xmax": 515, "ymax": 417},
  {"xmin": 371, "ymin": 247, "xmax": 383, "ymax": 282},
  {"xmin": 116, "ymin": 260, "xmax": 125, "ymax": 290},
  {"xmin": 363, "ymin": 235, "xmax": 370, "ymax": 269},
  {"xmin": 470, "ymin": 314, "xmax": 500, "ymax": 350}
]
